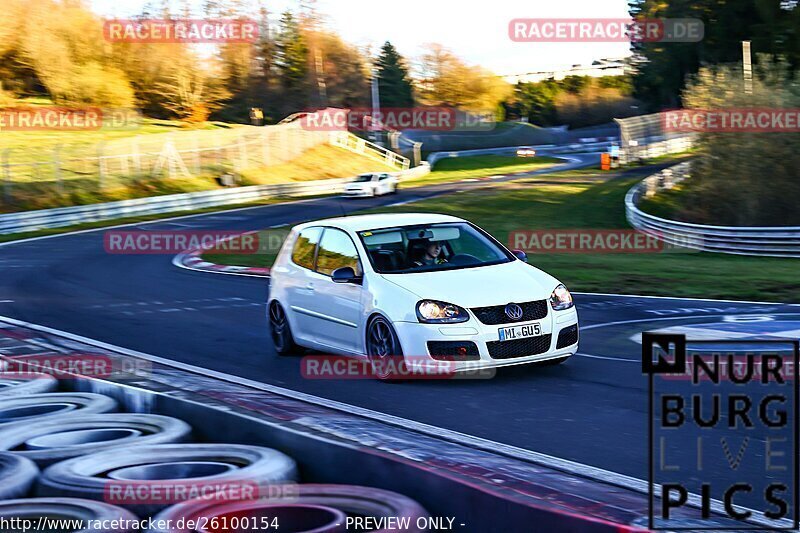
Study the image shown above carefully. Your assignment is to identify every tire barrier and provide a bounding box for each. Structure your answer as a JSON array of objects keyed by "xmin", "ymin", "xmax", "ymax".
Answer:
[
  {"xmin": 0, "ymin": 393, "xmax": 117, "ymax": 426},
  {"xmin": 39, "ymin": 444, "xmax": 299, "ymax": 517},
  {"xmin": 0, "ymin": 373, "xmax": 57, "ymax": 396},
  {"xmin": 0, "ymin": 452, "xmax": 39, "ymax": 499},
  {"xmin": 0, "ymin": 414, "xmax": 192, "ymax": 466},
  {"xmin": 150, "ymin": 484, "xmax": 430, "ymax": 533},
  {"xmin": 0, "ymin": 497, "xmax": 138, "ymax": 532},
  {"xmin": 0, "ymin": 349, "xmax": 433, "ymax": 532}
]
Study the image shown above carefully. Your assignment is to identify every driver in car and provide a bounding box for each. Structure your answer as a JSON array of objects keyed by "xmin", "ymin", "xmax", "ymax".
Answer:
[{"xmin": 413, "ymin": 240, "xmax": 448, "ymax": 267}]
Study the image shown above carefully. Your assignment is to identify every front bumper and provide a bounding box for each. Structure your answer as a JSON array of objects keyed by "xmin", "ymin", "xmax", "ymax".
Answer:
[
  {"xmin": 342, "ymin": 188, "xmax": 371, "ymax": 197},
  {"xmin": 393, "ymin": 308, "xmax": 579, "ymax": 373}
]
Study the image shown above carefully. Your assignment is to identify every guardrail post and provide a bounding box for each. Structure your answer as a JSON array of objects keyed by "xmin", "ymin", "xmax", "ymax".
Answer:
[{"xmin": 413, "ymin": 142, "xmax": 422, "ymax": 167}]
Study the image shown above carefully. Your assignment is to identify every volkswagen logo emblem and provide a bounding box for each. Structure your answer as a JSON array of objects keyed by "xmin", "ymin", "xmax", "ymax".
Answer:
[{"xmin": 504, "ymin": 303, "xmax": 523, "ymax": 321}]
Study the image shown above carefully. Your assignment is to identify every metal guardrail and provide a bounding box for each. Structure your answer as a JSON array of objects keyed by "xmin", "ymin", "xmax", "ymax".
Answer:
[
  {"xmin": 0, "ymin": 164, "xmax": 430, "ymax": 235},
  {"xmin": 625, "ymin": 162, "xmax": 800, "ymax": 258}
]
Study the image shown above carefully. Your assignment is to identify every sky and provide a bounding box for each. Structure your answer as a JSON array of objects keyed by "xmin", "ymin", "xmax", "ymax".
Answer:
[{"xmin": 91, "ymin": 0, "xmax": 633, "ymax": 75}]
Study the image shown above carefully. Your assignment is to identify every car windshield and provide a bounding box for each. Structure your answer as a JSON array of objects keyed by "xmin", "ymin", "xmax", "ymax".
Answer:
[
  {"xmin": 353, "ymin": 174, "xmax": 373, "ymax": 183},
  {"xmin": 358, "ymin": 222, "xmax": 512, "ymax": 273}
]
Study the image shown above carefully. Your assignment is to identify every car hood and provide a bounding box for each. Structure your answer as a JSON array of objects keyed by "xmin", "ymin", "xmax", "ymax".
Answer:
[
  {"xmin": 380, "ymin": 260, "xmax": 559, "ymax": 308},
  {"xmin": 345, "ymin": 183, "xmax": 369, "ymax": 189}
]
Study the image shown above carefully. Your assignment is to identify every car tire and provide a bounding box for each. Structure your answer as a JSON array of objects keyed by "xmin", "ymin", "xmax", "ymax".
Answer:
[
  {"xmin": 0, "ymin": 498, "xmax": 137, "ymax": 532},
  {"xmin": 269, "ymin": 301, "xmax": 299, "ymax": 356},
  {"xmin": 365, "ymin": 316, "xmax": 405, "ymax": 381},
  {"xmin": 149, "ymin": 484, "xmax": 429, "ymax": 533},
  {"xmin": 0, "ymin": 393, "xmax": 117, "ymax": 426},
  {"xmin": 0, "ymin": 452, "xmax": 39, "ymax": 499},
  {"xmin": 39, "ymin": 443, "xmax": 298, "ymax": 516},
  {"xmin": 0, "ymin": 373, "xmax": 57, "ymax": 396},
  {"xmin": 0, "ymin": 414, "xmax": 192, "ymax": 467}
]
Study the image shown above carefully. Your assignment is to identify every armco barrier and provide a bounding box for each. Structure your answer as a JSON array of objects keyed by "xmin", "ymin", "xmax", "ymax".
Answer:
[
  {"xmin": 0, "ymin": 164, "xmax": 430, "ymax": 236},
  {"xmin": 626, "ymin": 162, "xmax": 800, "ymax": 257}
]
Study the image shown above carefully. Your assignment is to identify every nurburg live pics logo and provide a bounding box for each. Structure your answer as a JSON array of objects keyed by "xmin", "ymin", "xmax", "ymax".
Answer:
[{"xmin": 643, "ymin": 332, "xmax": 800, "ymax": 530}]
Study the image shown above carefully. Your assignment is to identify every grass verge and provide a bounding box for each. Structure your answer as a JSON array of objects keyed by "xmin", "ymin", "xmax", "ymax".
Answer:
[
  {"xmin": 198, "ymin": 156, "xmax": 800, "ymax": 304},
  {"xmin": 403, "ymin": 155, "xmax": 561, "ymax": 187},
  {"xmin": 364, "ymin": 174, "xmax": 798, "ymax": 302},
  {"xmin": 1, "ymin": 144, "xmax": 395, "ymax": 213}
]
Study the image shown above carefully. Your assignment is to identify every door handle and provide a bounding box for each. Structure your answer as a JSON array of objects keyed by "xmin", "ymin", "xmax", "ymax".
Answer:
[{"xmin": 305, "ymin": 283, "xmax": 315, "ymax": 291}]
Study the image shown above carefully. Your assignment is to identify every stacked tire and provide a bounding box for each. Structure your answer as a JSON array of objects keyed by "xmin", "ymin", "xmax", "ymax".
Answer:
[{"xmin": 0, "ymin": 379, "xmax": 428, "ymax": 531}]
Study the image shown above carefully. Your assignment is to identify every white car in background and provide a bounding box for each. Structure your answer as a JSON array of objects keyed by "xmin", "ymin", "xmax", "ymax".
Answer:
[
  {"xmin": 268, "ymin": 213, "xmax": 579, "ymax": 379},
  {"xmin": 516, "ymin": 147, "xmax": 537, "ymax": 158},
  {"xmin": 342, "ymin": 173, "xmax": 398, "ymax": 197}
]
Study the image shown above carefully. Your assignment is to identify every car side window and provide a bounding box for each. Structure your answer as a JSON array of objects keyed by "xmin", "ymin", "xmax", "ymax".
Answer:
[
  {"xmin": 316, "ymin": 228, "xmax": 362, "ymax": 277},
  {"xmin": 379, "ymin": 174, "xmax": 389, "ymax": 180},
  {"xmin": 291, "ymin": 227, "xmax": 322, "ymax": 270}
]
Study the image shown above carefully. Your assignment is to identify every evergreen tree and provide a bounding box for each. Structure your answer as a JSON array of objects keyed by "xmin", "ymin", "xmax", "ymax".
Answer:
[
  {"xmin": 275, "ymin": 11, "xmax": 308, "ymax": 90},
  {"xmin": 375, "ymin": 41, "xmax": 414, "ymax": 107}
]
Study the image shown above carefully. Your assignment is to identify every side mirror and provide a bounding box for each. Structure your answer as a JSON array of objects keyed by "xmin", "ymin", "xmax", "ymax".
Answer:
[
  {"xmin": 332, "ymin": 266, "xmax": 362, "ymax": 284},
  {"xmin": 512, "ymin": 249, "xmax": 528, "ymax": 262}
]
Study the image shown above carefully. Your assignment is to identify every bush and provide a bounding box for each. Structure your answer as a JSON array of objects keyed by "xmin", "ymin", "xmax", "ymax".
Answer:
[{"xmin": 675, "ymin": 58, "xmax": 800, "ymax": 226}]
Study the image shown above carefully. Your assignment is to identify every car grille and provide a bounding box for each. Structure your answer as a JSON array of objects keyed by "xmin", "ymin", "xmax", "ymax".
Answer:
[
  {"xmin": 486, "ymin": 334, "xmax": 552, "ymax": 360},
  {"xmin": 427, "ymin": 341, "xmax": 480, "ymax": 362},
  {"xmin": 471, "ymin": 300, "xmax": 548, "ymax": 325},
  {"xmin": 556, "ymin": 325, "xmax": 579, "ymax": 348}
]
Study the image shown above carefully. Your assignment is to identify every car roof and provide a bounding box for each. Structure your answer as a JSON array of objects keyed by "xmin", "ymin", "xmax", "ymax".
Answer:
[{"xmin": 293, "ymin": 213, "xmax": 465, "ymax": 233}]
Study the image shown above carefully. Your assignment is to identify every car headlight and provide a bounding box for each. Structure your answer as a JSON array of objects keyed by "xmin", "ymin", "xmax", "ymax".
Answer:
[
  {"xmin": 416, "ymin": 300, "xmax": 470, "ymax": 323},
  {"xmin": 549, "ymin": 284, "xmax": 574, "ymax": 311}
]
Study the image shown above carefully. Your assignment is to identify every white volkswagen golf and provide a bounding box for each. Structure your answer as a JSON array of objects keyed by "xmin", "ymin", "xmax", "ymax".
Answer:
[{"xmin": 268, "ymin": 213, "xmax": 578, "ymax": 378}]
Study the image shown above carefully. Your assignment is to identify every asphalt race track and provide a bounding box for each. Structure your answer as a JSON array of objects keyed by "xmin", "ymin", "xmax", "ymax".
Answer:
[{"xmin": 2, "ymin": 152, "xmax": 797, "ymax": 494}]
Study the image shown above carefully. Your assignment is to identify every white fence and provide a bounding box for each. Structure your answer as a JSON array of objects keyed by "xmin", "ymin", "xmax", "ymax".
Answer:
[
  {"xmin": 0, "ymin": 163, "xmax": 429, "ymax": 235},
  {"xmin": 626, "ymin": 162, "xmax": 800, "ymax": 258}
]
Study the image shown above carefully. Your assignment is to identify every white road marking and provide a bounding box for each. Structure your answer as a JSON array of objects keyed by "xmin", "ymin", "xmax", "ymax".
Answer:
[{"xmin": 576, "ymin": 312, "xmax": 800, "ymax": 363}]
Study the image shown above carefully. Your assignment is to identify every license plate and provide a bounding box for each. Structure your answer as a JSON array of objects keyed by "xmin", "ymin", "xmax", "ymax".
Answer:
[{"xmin": 498, "ymin": 322, "xmax": 542, "ymax": 341}]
